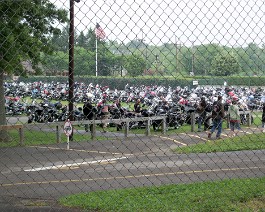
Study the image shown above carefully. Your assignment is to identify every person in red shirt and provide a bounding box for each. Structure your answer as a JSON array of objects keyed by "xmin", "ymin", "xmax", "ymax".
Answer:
[{"xmin": 98, "ymin": 99, "xmax": 109, "ymax": 132}]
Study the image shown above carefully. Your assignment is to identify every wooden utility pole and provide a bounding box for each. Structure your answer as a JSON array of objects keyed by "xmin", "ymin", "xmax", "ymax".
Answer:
[{"xmin": 68, "ymin": 0, "xmax": 80, "ymax": 140}]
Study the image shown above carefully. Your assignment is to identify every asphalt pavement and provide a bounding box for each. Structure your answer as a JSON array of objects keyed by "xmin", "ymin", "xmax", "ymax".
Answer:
[{"xmin": 1, "ymin": 117, "xmax": 265, "ymax": 211}]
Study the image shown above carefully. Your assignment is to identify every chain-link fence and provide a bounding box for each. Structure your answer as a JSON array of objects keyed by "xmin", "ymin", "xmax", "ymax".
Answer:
[{"xmin": 0, "ymin": 0, "xmax": 265, "ymax": 211}]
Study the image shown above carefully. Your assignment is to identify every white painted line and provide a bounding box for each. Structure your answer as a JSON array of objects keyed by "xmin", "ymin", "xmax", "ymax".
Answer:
[
  {"xmin": 24, "ymin": 157, "xmax": 127, "ymax": 172},
  {"xmin": 244, "ymin": 127, "xmax": 260, "ymax": 131},
  {"xmin": 155, "ymin": 135, "xmax": 187, "ymax": 146},
  {"xmin": 3, "ymin": 166, "xmax": 264, "ymax": 187},
  {"xmin": 180, "ymin": 132, "xmax": 209, "ymax": 141},
  {"xmin": 189, "ymin": 134, "xmax": 208, "ymax": 141},
  {"xmin": 29, "ymin": 146, "xmax": 133, "ymax": 156},
  {"xmin": 239, "ymin": 130, "xmax": 252, "ymax": 134}
]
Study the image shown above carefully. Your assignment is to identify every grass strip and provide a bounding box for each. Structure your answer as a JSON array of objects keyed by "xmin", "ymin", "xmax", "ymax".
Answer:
[
  {"xmin": 0, "ymin": 128, "xmax": 102, "ymax": 147},
  {"xmin": 59, "ymin": 177, "xmax": 265, "ymax": 212},
  {"xmin": 175, "ymin": 133, "xmax": 265, "ymax": 154}
]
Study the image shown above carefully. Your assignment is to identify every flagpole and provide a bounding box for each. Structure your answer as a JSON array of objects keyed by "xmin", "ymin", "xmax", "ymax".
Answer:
[
  {"xmin": 95, "ymin": 20, "xmax": 98, "ymax": 77},
  {"xmin": 95, "ymin": 21, "xmax": 105, "ymax": 77},
  {"xmin": 95, "ymin": 36, "xmax": 98, "ymax": 77}
]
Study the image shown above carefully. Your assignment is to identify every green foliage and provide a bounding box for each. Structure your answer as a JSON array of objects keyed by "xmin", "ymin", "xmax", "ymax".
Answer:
[
  {"xmin": 193, "ymin": 44, "xmax": 222, "ymax": 75},
  {"xmin": 211, "ymin": 51, "xmax": 241, "ymax": 76},
  {"xmin": 241, "ymin": 43, "xmax": 265, "ymax": 75},
  {"xmin": 0, "ymin": 0, "xmax": 68, "ymax": 128},
  {"xmin": 85, "ymin": 28, "xmax": 97, "ymax": 51},
  {"xmin": 98, "ymin": 45, "xmax": 114, "ymax": 76},
  {"xmin": 0, "ymin": 0, "xmax": 68, "ymax": 73},
  {"xmin": 49, "ymin": 25, "xmax": 69, "ymax": 52},
  {"xmin": 41, "ymin": 51, "xmax": 68, "ymax": 74},
  {"xmin": 20, "ymin": 75, "xmax": 265, "ymax": 89},
  {"xmin": 76, "ymin": 31, "xmax": 87, "ymax": 48},
  {"xmin": 124, "ymin": 53, "xmax": 146, "ymax": 76},
  {"xmin": 45, "ymin": 28, "xmax": 265, "ymax": 77},
  {"xmin": 75, "ymin": 48, "xmax": 95, "ymax": 76}
]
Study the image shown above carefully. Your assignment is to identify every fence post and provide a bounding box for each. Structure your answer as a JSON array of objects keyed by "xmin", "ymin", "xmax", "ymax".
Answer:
[
  {"xmin": 125, "ymin": 121, "xmax": 129, "ymax": 137},
  {"xmin": 191, "ymin": 112, "xmax": 195, "ymax": 132},
  {"xmin": 247, "ymin": 111, "xmax": 251, "ymax": 127},
  {"xmin": 162, "ymin": 116, "xmax": 166, "ymax": 135},
  {"xmin": 91, "ymin": 119, "xmax": 96, "ymax": 140},
  {"xmin": 145, "ymin": 119, "xmax": 150, "ymax": 136},
  {"xmin": 56, "ymin": 125, "xmax": 61, "ymax": 143},
  {"xmin": 19, "ymin": 127, "xmax": 24, "ymax": 145}
]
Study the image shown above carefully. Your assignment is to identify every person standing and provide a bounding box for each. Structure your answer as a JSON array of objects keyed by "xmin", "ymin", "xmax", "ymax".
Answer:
[
  {"xmin": 228, "ymin": 100, "xmax": 241, "ymax": 137},
  {"xmin": 83, "ymin": 99, "xmax": 94, "ymax": 133},
  {"xmin": 208, "ymin": 95, "xmax": 225, "ymax": 139},
  {"xmin": 99, "ymin": 99, "xmax": 109, "ymax": 132},
  {"xmin": 113, "ymin": 98, "xmax": 121, "ymax": 110},
  {"xmin": 196, "ymin": 97, "xmax": 207, "ymax": 132},
  {"xmin": 112, "ymin": 99, "xmax": 123, "ymax": 131},
  {"xmin": 134, "ymin": 99, "xmax": 142, "ymax": 113}
]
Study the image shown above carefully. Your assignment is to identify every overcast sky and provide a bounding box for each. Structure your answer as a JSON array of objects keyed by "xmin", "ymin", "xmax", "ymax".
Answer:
[{"xmin": 52, "ymin": 0, "xmax": 265, "ymax": 47}]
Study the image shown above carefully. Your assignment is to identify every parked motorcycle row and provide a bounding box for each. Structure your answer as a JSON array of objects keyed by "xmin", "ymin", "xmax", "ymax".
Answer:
[{"xmin": 4, "ymin": 81, "xmax": 265, "ymax": 129}]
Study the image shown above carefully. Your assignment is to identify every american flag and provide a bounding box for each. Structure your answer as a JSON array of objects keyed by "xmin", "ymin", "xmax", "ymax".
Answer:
[{"xmin": 95, "ymin": 23, "xmax": 106, "ymax": 39}]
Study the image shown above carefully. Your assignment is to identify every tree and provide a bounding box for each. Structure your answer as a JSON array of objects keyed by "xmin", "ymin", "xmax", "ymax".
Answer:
[
  {"xmin": 86, "ymin": 28, "xmax": 97, "ymax": 52},
  {"xmin": 124, "ymin": 54, "xmax": 146, "ymax": 76},
  {"xmin": 244, "ymin": 43, "xmax": 263, "ymax": 75},
  {"xmin": 211, "ymin": 51, "xmax": 240, "ymax": 76},
  {"xmin": 194, "ymin": 44, "xmax": 222, "ymax": 75},
  {"xmin": 41, "ymin": 51, "xmax": 68, "ymax": 75},
  {"xmin": 50, "ymin": 25, "xmax": 69, "ymax": 52},
  {"xmin": 0, "ymin": 0, "xmax": 68, "ymax": 141},
  {"xmin": 75, "ymin": 47, "xmax": 95, "ymax": 76},
  {"xmin": 76, "ymin": 31, "xmax": 87, "ymax": 49}
]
